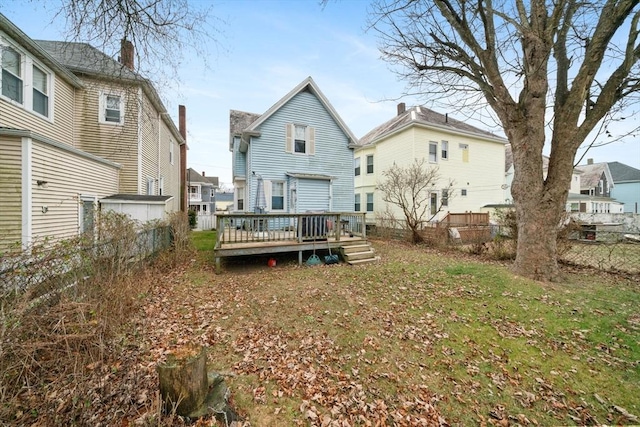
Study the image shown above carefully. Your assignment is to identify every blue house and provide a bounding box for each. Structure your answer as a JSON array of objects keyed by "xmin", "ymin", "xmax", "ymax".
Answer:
[
  {"xmin": 229, "ymin": 77, "xmax": 358, "ymax": 215},
  {"xmin": 609, "ymin": 161, "xmax": 640, "ymax": 214}
]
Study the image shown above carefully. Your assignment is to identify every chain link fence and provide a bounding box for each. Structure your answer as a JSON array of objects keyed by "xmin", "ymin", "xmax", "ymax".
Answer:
[{"xmin": 559, "ymin": 231, "xmax": 640, "ymax": 275}]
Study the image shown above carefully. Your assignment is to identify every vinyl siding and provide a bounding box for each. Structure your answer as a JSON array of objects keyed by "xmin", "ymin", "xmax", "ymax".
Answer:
[
  {"xmin": 75, "ymin": 80, "xmax": 139, "ymax": 194},
  {"xmin": 297, "ymin": 178, "xmax": 331, "ymax": 212},
  {"xmin": 0, "ymin": 74, "xmax": 75, "ymax": 145},
  {"xmin": 31, "ymin": 140, "xmax": 119, "ymax": 244},
  {"xmin": 248, "ymin": 90, "xmax": 354, "ymax": 212},
  {"xmin": 233, "ymin": 137, "xmax": 247, "ymax": 178},
  {"xmin": 140, "ymin": 95, "xmax": 159, "ymax": 195},
  {"xmin": 363, "ymin": 125, "xmax": 505, "ymax": 223},
  {"xmin": 158, "ymin": 120, "xmax": 181, "ymax": 212},
  {"xmin": 0, "ymin": 137, "xmax": 23, "ymax": 251},
  {"xmin": 611, "ymin": 182, "xmax": 640, "ymax": 213}
]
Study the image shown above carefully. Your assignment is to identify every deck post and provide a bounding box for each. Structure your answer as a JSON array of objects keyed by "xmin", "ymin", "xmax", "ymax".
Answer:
[
  {"xmin": 215, "ymin": 256, "xmax": 221, "ymax": 273},
  {"xmin": 298, "ymin": 250, "xmax": 302, "ymax": 265}
]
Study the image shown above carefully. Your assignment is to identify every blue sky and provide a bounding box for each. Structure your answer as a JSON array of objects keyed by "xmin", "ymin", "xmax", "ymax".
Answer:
[{"xmin": 3, "ymin": 0, "xmax": 639, "ymax": 186}]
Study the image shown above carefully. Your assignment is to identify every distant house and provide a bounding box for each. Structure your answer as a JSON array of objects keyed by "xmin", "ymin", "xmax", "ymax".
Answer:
[
  {"xmin": 504, "ymin": 144, "xmax": 583, "ymax": 204},
  {"xmin": 229, "ymin": 76, "xmax": 357, "ymax": 215},
  {"xmin": 187, "ymin": 168, "xmax": 219, "ymax": 215},
  {"xmin": 214, "ymin": 192, "xmax": 234, "ymax": 212},
  {"xmin": 608, "ymin": 161, "xmax": 640, "ymax": 214},
  {"xmin": 356, "ymin": 103, "xmax": 507, "ymax": 224},
  {"xmin": 572, "ymin": 160, "xmax": 623, "ymax": 213},
  {"xmin": 0, "ymin": 13, "xmax": 186, "ymax": 251}
]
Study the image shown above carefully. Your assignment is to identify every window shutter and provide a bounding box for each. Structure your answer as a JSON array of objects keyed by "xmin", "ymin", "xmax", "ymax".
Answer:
[
  {"xmin": 285, "ymin": 124, "xmax": 293, "ymax": 153},
  {"xmin": 308, "ymin": 126, "xmax": 315, "ymax": 155},
  {"xmin": 264, "ymin": 180, "xmax": 273, "ymax": 211}
]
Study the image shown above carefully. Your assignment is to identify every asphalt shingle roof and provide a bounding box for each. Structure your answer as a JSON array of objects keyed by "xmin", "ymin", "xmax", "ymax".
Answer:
[
  {"xmin": 608, "ymin": 161, "xmax": 640, "ymax": 182},
  {"xmin": 358, "ymin": 105, "xmax": 504, "ymax": 146}
]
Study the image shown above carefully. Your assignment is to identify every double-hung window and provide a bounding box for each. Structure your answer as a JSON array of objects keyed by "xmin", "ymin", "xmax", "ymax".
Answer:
[
  {"xmin": 1, "ymin": 43, "xmax": 53, "ymax": 119},
  {"xmin": 354, "ymin": 157, "xmax": 361, "ymax": 176},
  {"xmin": 271, "ymin": 181, "xmax": 284, "ymax": 210},
  {"xmin": 294, "ymin": 125, "xmax": 306, "ymax": 153},
  {"xmin": 100, "ymin": 91, "xmax": 124, "ymax": 125},
  {"xmin": 285, "ymin": 124, "xmax": 315, "ymax": 155},
  {"xmin": 2, "ymin": 46, "xmax": 23, "ymax": 103},
  {"xmin": 366, "ymin": 193, "xmax": 374, "ymax": 212},
  {"xmin": 237, "ymin": 186, "xmax": 245, "ymax": 211},
  {"xmin": 441, "ymin": 141, "xmax": 448, "ymax": 160},
  {"xmin": 366, "ymin": 155, "xmax": 374, "ymax": 174},
  {"xmin": 441, "ymin": 189, "xmax": 449, "ymax": 207},
  {"xmin": 32, "ymin": 65, "xmax": 48, "ymax": 117},
  {"xmin": 354, "ymin": 194, "xmax": 361, "ymax": 211},
  {"xmin": 429, "ymin": 142, "xmax": 438, "ymax": 163}
]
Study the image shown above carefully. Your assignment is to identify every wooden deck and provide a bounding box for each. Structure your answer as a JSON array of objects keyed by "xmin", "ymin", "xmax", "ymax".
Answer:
[{"xmin": 213, "ymin": 212, "xmax": 367, "ymax": 272}]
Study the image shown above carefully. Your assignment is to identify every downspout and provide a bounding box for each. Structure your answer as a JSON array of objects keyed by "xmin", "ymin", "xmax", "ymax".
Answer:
[
  {"xmin": 179, "ymin": 105, "xmax": 187, "ymax": 212},
  {"xmin": 21, "ymin": 137, "xmax": 33, "ymax": 250},
  {"xmin": 157, "ymin": 113, "xmax": 161, "ymax": 194},
  {"xmin": 137, "ymin": 87, "xmax": 143, "ymax": 194}
]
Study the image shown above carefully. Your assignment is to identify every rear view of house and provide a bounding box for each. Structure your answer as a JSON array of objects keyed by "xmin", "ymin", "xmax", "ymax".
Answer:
[
  {"xmin": 229, "ymin": 76, "xmax": 357, "ymax": 216},
  {"xmin": 0, "ymin": 13, "xmax": 186, "ymax": 252}
]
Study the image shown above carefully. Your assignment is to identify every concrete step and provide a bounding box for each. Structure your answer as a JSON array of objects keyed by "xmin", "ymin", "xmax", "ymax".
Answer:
[
  {"xmin": 342, "ymin": 244, "xmax": 373, "ymax": 254},
  {"xmin": 347, "ymin": 256, "xmax": 380, "ymax": 265},
  {"xmin": 343, "ymin": 250, "xmax": 376, "ymax": 261}
]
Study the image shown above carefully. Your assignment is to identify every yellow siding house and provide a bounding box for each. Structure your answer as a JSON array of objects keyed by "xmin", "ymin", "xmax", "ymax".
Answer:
[{"xmin": 354, "ymin": 103, "xmax": 507, "ymax": 226}]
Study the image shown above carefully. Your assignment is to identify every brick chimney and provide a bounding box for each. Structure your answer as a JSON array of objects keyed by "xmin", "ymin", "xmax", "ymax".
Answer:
[
  {"xmin": 397, "ymin": 102, "xmax": 406, "ymax": 116},
  {"xmin": 179, "ymin": 105, "xmax": 187, "ymax": 212},
  {"xmin": 202, "ymin": 171, "xmax": 205, "ymax": 177},
  {"xmin": 587, "ymin": 158, "xmax": 594, "ymax": 165},
  {"xmin": 120, "ymin": 39, "xmax": 134, "ymax": 70}
]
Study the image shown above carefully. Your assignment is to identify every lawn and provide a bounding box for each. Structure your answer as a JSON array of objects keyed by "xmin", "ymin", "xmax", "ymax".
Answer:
[{"xmin": 143, "ymin": 236, "xmax": 640, "ymax": 426}]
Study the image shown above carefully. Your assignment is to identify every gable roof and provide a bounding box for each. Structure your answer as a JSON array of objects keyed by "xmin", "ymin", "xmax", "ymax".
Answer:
[
  {"xmin": 34, "ymin": 40, "xmax": 141, "ymax": 81},
  {"xmin": 574, "ymin": 162, "xmax": 614, "ymax": 189},
  {"xmin": 187, "ymin": 168, "xmax": 219, "ymax": 186},
  {"xmin": 235, "ymin": 76, "xmax": 358, "ymax": 145},
  {"xmin": 358, "ymin": 105, "xmax": 506, "ymax": 147},
  {"xmin": 0, "ymin": 14, "xmax": 82, "ymax": 88},
  {"xmin": 608, "ymin": 161, "xmax": 640, "ymax": 183},
  {"xmin": 35, "ymin": 40, "xmax": 185, "ymax": 145}
]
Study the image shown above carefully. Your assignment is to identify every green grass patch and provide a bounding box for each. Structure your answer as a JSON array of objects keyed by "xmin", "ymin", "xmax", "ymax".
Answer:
[
  {"xmin": 190, "ymin": 229, "xmax": 217, "ymax": 251},
  {"xmin": 164, "ymin": 239, "xmax": 640, "ymax": 426}
]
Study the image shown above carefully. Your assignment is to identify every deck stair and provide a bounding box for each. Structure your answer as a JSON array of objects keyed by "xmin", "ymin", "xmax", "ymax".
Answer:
[{"xmin": 340, "ymin": 241, "xmax": 378, "ymax": 265}]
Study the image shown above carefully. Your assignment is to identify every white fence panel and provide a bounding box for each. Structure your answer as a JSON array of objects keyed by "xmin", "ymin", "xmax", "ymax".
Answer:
[{"xmin": 195, "ymin": 214, "xmax": 216, "ymax": 230}]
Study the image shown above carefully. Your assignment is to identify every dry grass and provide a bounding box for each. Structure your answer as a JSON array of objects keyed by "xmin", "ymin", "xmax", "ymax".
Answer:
[{"xmin": 2, "ymin": 232, "xmax": 639, "ymax": 426}]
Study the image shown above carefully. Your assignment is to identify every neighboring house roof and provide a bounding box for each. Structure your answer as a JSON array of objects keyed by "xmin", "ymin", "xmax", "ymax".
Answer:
[
  {"xmin": 215, "ymin": 192, "xmax": 234, "ymax": 203},
  {"xmin": 35, "ymin": 40, "xmax": 185, "ymax": 146},
  {"xmin": 234, "ymin": 76, "xmax": 358, "ymax": 145},
  {"xmin": 0, "ymin": 14, "xmax": 82, "ymax": 88},
  {"xmin": 230, "ymin": 110, "xmax": 261, "ymax": 136},
  {"xmin": 566, "ymin": 193, "xmax": 622, "ymax": 204},
  {"xmin": 504, "ymin": 144, "xmax": 550, "ymax": 172},
  {"xmin": 187, "ymin": 168, "xmax": 219, "ymax": 187},
  {"xmin": 101, "ymin": 194, "xmax": 173, "ymax": 202},
  {"xmin": 358, "ymin": 105, "xmax": 506, "ymax": 147},
  {"xmin": 608, "ymin": 161, "xmax": 640, "ymax": 183},
  {"xmin": 574, "ymin": 162, "xmax": 614, "ymax": 190}
]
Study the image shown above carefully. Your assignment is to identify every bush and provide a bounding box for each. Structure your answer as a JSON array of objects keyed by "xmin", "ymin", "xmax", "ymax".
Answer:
[{"xmin": 188, "ymin": 209, "xmax": 197, "ymax": 229}]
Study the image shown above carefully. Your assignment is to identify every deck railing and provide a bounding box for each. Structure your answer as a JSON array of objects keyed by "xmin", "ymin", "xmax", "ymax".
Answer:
[{"xmin": 215, "ymin": 212, "xmax": 366, "ymax": 248}]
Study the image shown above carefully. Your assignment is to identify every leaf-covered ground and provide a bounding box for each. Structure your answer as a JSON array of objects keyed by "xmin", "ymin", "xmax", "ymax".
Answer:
[{"xmin": 7, "ymin": 238, "xmax": 639, "ymax": 426}]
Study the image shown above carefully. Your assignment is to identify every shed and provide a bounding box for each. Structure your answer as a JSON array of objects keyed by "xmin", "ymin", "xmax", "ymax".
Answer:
[{"xmin": 100, "ymin": 194, "xmax": 173, "ymax": 224}]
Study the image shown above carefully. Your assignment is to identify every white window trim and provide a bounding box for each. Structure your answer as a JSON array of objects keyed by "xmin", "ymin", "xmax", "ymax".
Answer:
[
  {"xmin": 266, "ymin": 180, "xmax": 286, "ymax": 212},
  {"xmin": 429, "ymin": 141, "xmax": 438, "ymax": 163},
  {"xmin": 99, "ymin": 90, "xmax": 125, "ymax": 125},
  {"xmin": 0, "ymin": 39, "xmax": 55, "ymax": 122},
  {"xmin": 441, "ymin": 140, "xmax": 449, "ymax": 160},
  {"xmin": 366, "ymin": 155, "xmax": 374, "ymax": 174}
]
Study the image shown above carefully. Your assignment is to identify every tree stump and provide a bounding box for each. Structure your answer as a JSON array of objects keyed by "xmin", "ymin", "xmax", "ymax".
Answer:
[
  {"xmin": 157, "ymin": 347, "xmax": 239, "ymax": 423},
  {"xmin": 157, "ymin": 347, "xmax": 209, "ymax": 417}
]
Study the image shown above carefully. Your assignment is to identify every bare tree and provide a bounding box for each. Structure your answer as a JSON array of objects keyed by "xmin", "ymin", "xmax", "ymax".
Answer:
[
  {"xmin": 377, "ymin": 159, "xmax": 453, "ymax": 244},
  {"xmin": 49, "ymin": 0, "xmax": 221, "ymax": 87},
  {"xmin": 370, "ymin": 0, "xmax": 640, "ymax": 281}
]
